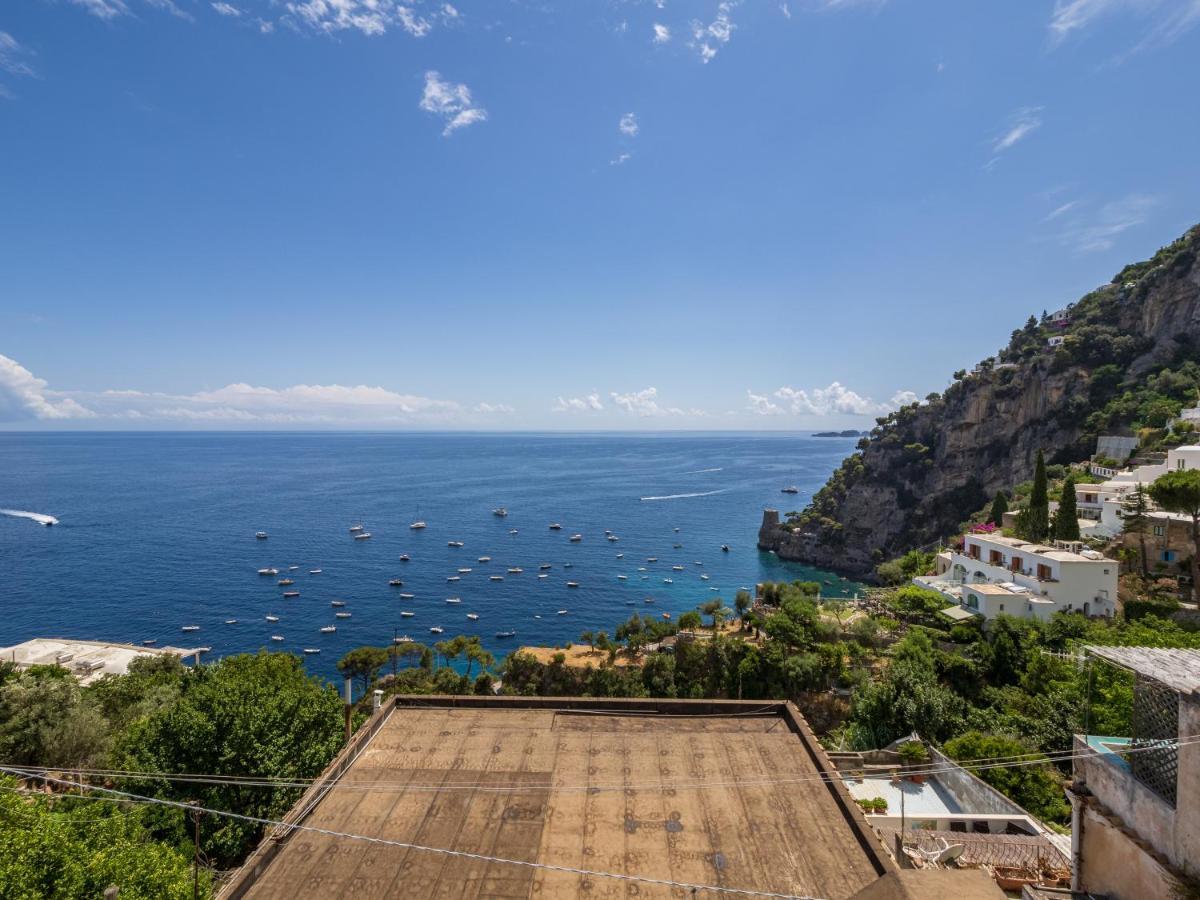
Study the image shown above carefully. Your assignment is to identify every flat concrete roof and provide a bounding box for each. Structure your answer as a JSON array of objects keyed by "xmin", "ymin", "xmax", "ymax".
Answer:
[
  {"xmin": 223, "ymin": 697, "xmax": 902, "ymax": 900},
  {"xmin": 0, "ymin": 638, "xmax": 204, "ymax": 685}
]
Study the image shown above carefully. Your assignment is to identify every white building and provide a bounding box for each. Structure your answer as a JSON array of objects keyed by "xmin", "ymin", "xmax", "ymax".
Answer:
[
  {"xmin": 1076, "ymin": 445, "xmax": 1200, "ymax": 536},
  {"xmin": 915, "ymin": 532, "xmax": 1118, "ymax": 620}
]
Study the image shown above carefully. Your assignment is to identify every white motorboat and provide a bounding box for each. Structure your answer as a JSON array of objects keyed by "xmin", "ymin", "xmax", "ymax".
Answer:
[
  {"xmin": 557, "ymin": 609, "xmax": 568, "ymax": 615},
  {"xmin": 569, "ymin": 534, "xmax": 582, "ymax": 542},
  {"xmin": 410, "ymin": 521, "xmax": 427, "ymax": 530},
  {"xmin": 458, "ymin": 567, "xmax": 472, "ymax": 574},
  {"xmin": 672, "ymin": 565, "xmax": 684, "ymax": 571},
  {"xmin": 331, "ymin": 600, "xmax": 346, "ymax": 607},
  {"xmin": 447, "ymin": 575, "xmax": 460, "ymax": 582},
  {"xmin": 320, "ymin": 625, "xmax": 337, "ymax": 634},
  {"xmin": 225, "ymin": 619, "xmax": 238, "ymax": 624},
  {"xmin": 495, "ymin": 630, "xmax": 516, "ymax": 638},
  {"xmin": 445, "ymin": 597, "xmax": 461, "ymax": 604},
  {"xmin": 607, "ymin": 535, "xmax": 619, "ymax": 542},
  {"xmin": 399, "ymin": 592, "xmax": 414, "ymax": 599},
  {"xmin": 270, "ymin": 635, "xmax": 283, "ymax": 642},
  {"xmin": 492, "ymin": 507, "xmax": 508, "ymax": 517},
  {"xmin": 566, "ymin": 581, "xmax": 579, "ymax": 588},
  {"xmin": 265, "ymin": 615, "xmax": 280, "ymax": 622},
  {"xmin": 394, "ymin": 635, "xmax": 413, "ymax": 643},
  {"xmin": 400, "ymin": 610, "xmax": 415, "ymax": 617},
  {"xmin": 466, "ymin": 613, "xmax": 479, "ymax": 620},
  {"xmin": 477, "ymin": 556, "xmax": 491, "ymax": 563},
  {"xmin": 663, "ymin": 578, "xmax": 673, "ymax": 584},
  {"xmin": 303, "ymin": 648, "xmax": 320, "ymax": 655},
  {"xmin": 335, "ymin": 611, "xmax": 351, "ymax": 618},
  {"xmin": 646, "ymin": 557, "xmax": 657, "ymax": 563},
  {"xmin": 353, "ymin": 532, "xmax": 371, "ymax": 540},
  {"xmin": 617, "ymin": 575, "xmax": 628, "ymax": 581},
  {"xmin": 490, "ymin": 575, "xmax": 504, "ymax": 582},
  {"xmin": 142, "ymin": 639, "xmax": 157, "ymax": 645},
  {"xmin": 399, "ymin": 554, "xmax": 410, "ymax": 562},
  {"xmin": 310, "ymin": 569, "xmax": 323, "ymax": 574},
  {"xmin": 549, "ymin": 523, "xmax": 562, "ymax": 530},
  {"xmin": 508, "ymin": 528, "xmax": 519, "ymax": 535},
  {"xmin": 507, "ymin": 567, "xmax": 522, "ymax": 574},
  {"xmin": 616, "ymin": 553, "xmax": 624, "ymax": 559},
  {"xmin": 429, "ymin": 626, "xmax": 444, "ymax": 634},
  {"xmin": 389, "ymin": 579, "xmax": 404, "ymax": 586},
  {"xmin": 538, "ymin": 574, "xmax": 548, "ymax": 580},
  {"xmin": 700, "ymin": 574, "xmax": 710, "ymax": 581},
  {"xmin": 539, "ymin": 563, "xmax": 552, "ymax": 570},
  {"xmin": 181, "ymin": 625, "xmax": 200, "ymax": 632},
  {"xmin": 447, "ymin": 540, "xmax": 464, "ymax": 548},
  {"xmin": 255, "ymin": 532, "xmax": 268, "ymax": 540},
  {"xmin": 349, "ymin": 524, "xmax": 364, "ymax": 533},
  {"xmin": 278, "ymin": 578, "xmax": 294, "ymax": 586},
  {"xmin": 282, "ymin": 591, "xmax": 299, "ymax": 598},
  {"xmin": 288, "ymin": 566, "xmax": 299, "ymax": 571},
  {"xmin": 258, "ymin": 568, "xmax": 279, "ymax": 576}
]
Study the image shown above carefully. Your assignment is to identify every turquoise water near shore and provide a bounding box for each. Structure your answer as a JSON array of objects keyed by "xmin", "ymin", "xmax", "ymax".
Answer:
[{"xmin": 0, "ymin": 432, "xmax": 863, "ymax": 679}]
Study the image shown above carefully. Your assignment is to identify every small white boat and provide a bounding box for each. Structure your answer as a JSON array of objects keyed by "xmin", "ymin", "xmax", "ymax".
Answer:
[
  {"xmin": 508, "ymin": 528, "xmax": 519, "ymax": 535},
  {"xmin": 495, "ymin": 630, "xmax": 516, "ymax": 638},
  {"xmin": 538, "ymin": 574, "xmax": 548, "ymax": 580},
  {"xmin": 282, "ymin": 591, "xmax": 300, "ymax": 598},
  {"xmin": 507, "ymin": 567, "xmax": 523, "ymax": 574},
  {"xmin": 557, "ymin": 609, "xmax": 568, "ymax": 615},
  {"xmin": 270, "ymin": 635, "xmax": 284, "ymax": 642},
  {"xmin": 394, "ymin": 635, "xmax": 413, "ymax": 644},
  {"xmin": 638, "ymin": 567, "xmax": 647, "ymax": 572},
  {"xmin": 458, "ymin": 567, "xmax": 472, "ymax": 574},
  {"xmin": 389, "ymin": 578, "xmax": 404, "ymax": 586},
  {"xmin": 278, "ymin": 578, "xmax": 294, "ymax": 586},
  {"xmin": 644, "ymin": 597, "xmax": 655, "ymax": 604},
  {"xmin": 142, "ymin": 639, "xmax": 157, "ymax": 645},
  {"xmin": 445, "ymin": 597, "xmax": 461, "ymax": 604},
  {"xmin": 646, "ymin": 557, "xmax": 657, "ymax": 563},
  {"xmin": 720, "ymin": 544, "xmax": 730, "ymax": 552},
  {"xmin": 563, "ymin": 562, "xmax": 574, "ymax": 569},
  {"xmin": 549, "ymin": 523, "xmax": 562, "ymax": 530},
  {"xmin": 663, "ymin": 578, "xmax": 673, "ymax": 584},
  {"xmin": 225, "ymin": 619, "xmax": 238, "ymax": 624},
  {"xmin": 410, "ymin": 521, "xmax": 427, "ymax": 530},
  {"xmin": 448, "ymin": 540, "xmax": 464, "ymax": 548},
  {"xmin": 781, "ymin": 486, "xmax": 800, "ymax": 494},
  {"xmin": 661, "ymin": 612, "xmax": 671, "ymax": 620},
  {"xmin": 710, "ymin": 586, "xmax": 721, "ymax": 592},
  {"xmin": 258, "ymin": 568, "xmax": 279, "ymax": 576},
  {"xmin": 447, "ymin": 575, "xmax": 460, "ymax": 582},
  {"xmin": 616, "ymin": 553, "xmax": 624, "ymax": 559},
  {"xmin": 266, "ymin": 615, "xmax": 280, "ymax": 622},
  {"xmin": 539, "ymin": 563, "xmax": 552, "ymax": 570},
  {"xmin": 399, "ymin": 554, "xmax": 410, "ymax": 562},
  {"xmin": 349, "ymin": 524, "xmax": 364, "ymax": 533},
  {"xmin": 673, "ymin": 543, "xmax": 683, "ymax": 549},
  {"xmin": 466, "ymin": 613, "xmax": 479, "ymax": 620},
  {"xmin": 694, "ymin": 561, "xmax": 703, "ymax": 566},
  {"xmin": 335, "ymin": 611, "xmax": 351, "ymax": 618},
  {"xmin": 478, "ymin": 556, "xmax": 491, "ymax": 563},
  {"xmin": 700, "ymin": 574, "xmax": 710, "ymax": 581},
  {"xmin": 181, "ymin": 625, "xmax": 200, "ymax": 632},
  {"xmin": 490, "ymin": 575, "xmax": 504, "ymax": 582},
  {"xmin": 303, "ymin": 648, "xmax": 320, "ymax": 655},
  {"xmin": 331, "ymin": 600, "xmax": 346, "ymax": 607},
  {"xmin": 354, "ymin": 533, "xmax": 371, "ymax": 540},
  {"xmin": 320, "ymin": 625, "xmax": 336, "ymax": 634},
  {"xmin": 566, "ymin": 581, "xmax": 579, "ymax": 588},
  {"xmin": 399, "ymin": 592, "xmax": 414, "ymax": 599},
  {"xmin": 604, "ymin": 529, "xmax": 612, "ymax": 535},
  {"xmin": 617, "ymin": 575, "xmax": 628, "ymax": 581},
  {"xmin": 672, "ymin": 565, "xmax": 684, "ymax": 572},
  {"xmin": 288, "ymin": 565, "xmax": 299, "ymax": 571},
  {"xmin": 492, "ymin": 507, "xmax": 508, "ymax": 517},
  {"xmin": 256, "ymin": 532, "xmax": 268, "ymax": 540},
  {"xmin": 569, "ymin": 534, "xmax": 582, "ymax": 542},
  {"xmin": 429, "ymin": 626, "xmax": 444, "ymax": 634},
  {"xmin": 310, "ymin": 569, "xmax": 322, "ymax": 574},
  {"xmin": 400, "ymin": 610, "xmax": 415, "ymax": 617},
  {"xmin": 674, "ymin": 527, "xmax": 680, "ymax": 533},
  {"xmin": 608, "ymin": 535, "xmax": 619, "ymax": 542}
]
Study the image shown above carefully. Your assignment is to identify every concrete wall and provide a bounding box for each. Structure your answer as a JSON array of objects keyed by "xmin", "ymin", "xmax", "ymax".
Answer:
[
  {"xmin": 1075, "ymin": 802, "xmax": 1175, "ymax": 900},
  {"xmin": 928, "ymin": 747, "xmax": 1032, "ymax": 819}
]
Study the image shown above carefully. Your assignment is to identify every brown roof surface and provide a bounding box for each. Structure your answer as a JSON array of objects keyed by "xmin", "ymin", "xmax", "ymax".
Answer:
[{"xmin": 224, "ymin": 697, "xmax": 899, "ymax": 900}]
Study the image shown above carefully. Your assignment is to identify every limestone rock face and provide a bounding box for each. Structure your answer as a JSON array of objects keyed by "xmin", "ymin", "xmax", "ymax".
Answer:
[{"xmin": 759, "ymin": 226, "xmax": 1200, "ymax": 579}]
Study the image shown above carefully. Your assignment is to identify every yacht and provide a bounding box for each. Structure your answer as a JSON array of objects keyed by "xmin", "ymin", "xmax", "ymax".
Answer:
[
  {"xmin": 181, "ymin": 625, "xmax": 200, "ymax": 632},
  {"xmin": 225, "ymin": 619, "xmax": 238, "ymax": 625},
  {"xmin": 389, "ymin": 579, "xmax": 404, "ymax": 586},
  {"xmin": 458, "ymin": 567, "xmax": 472, "ymax": 574},
  {"xmin": 282, "ymin": 591, "xmax": 300, "ymax": 598},
  {"xmin": 557, "ymin": 609, "xmax": 568, "ymax": 615},
  {"xmin": 394, "ymin": 635, "xmax": 413, "ymax": 644},
  {"xmin": 466, "ymin": 613, "xmax": 479, "ymax": 620},
  {"xmin": 278, "ymin": 578, "xmax": 294, "ymax": 586},
  {"xmin": 663, "ymin": 578, "xmax": 673, "ymax": 584},
  {"xmin": 490, "ymin": 575, "xmax": 504, "ymax": 582},
  {"xmin": 637, "ymin": 566, "xmax": 647, "ymax": 572},
  {"xmin": 142, "ymin": 639, "xmax": 157, "ymax": 645},
  {"xmin": 255, "ymin": 532, "xmax": 268, "ymax": 540},
  {"xmin": 320, "ymin": 625, "xmax": 336, "ymax": 634},
  {"xmin": 646, "ymin": 557, "xmax": 657, "ymax": 563},
  {"xmin": 478, "ymin": 556, "xmax": 491, "ymax": 563},
  {"xmin": 257, "ymin": 568, "xmax": 279, "ymax": 576},
  {"xmin": 349, "ymin": 524, "xmax": 364, "ymax": 533},
  {"xmin": 569, "ymin": 534, "xmax": 582, "ymax": 542},
  {"xmin": 288, "ymin": 566, "xmax": 299, "ymax": 571},
  {"xmin": 335, "ymin": 612, "xmax": 351, "ymax": 619},
  {"xmin": 781, "ymin": 486, "xmax": 800, "ymax": 494},
  {"xmin": 700, "ymin": 574, "xmax": 710, "ymax": 581},
  {"xmin": 271, "ymin": 635, "xmax": 284, "ymax": 642},
  {"xmin": 607, "ymin": 535, "xmax": 619, "ymax": 542},
  {"xmin": 353, "ymin": 532, "xmax": 371, "ymax": 540},
  {"xmin": 492, "ymin": 507, "xmax": 508, "ymax": 517},
  {"xmin": 616, "ymin": 553, "xmax": 624, "ymax": 559},
  {"xmin": 617, "ymin": 575, "xmax": 628, "ymax": 581},
  {"xmin": 539, "ymin": 563, "xmax": 552, "ymax": 570},
  {"xmin": 674, "ymin": 527, "xmax": 680, "ymax": 533},
  {"xmin": 410, "ymin": 521, "xmax": 427, "ymax": 530},
  {"xmin": 399, "ymin": 554, "xmax": 410, "ymax": 562},
  {"xmin": 330, "ymin": 600, "xmax": 346, "ymax": 607},
  {"xmin": 508, "ymin": 528, "xmax": 519, "ymax": 535},
  {"xmin": 399, "ymin": 592, "xmax": 414, "ymax": 599},
  {"xmin": 400, "ymin": 610, "xmax": 415, "ymax": 617},
  {"xmin": 537, "ymin": 574, "xmax": 548, "ymax": 580},
  {"xmin": 303, "ymin": 648, "xmax": 320, "ymax": 655},
  {"xmin": 548, "ymin": 523, "xmax": 562, "ymax": 530},
  {"xmin": 429, "ymin": 626, "xmax": 444, "ymax": 634},
  {"xmin": 266, "ymin": 615, "xmax": 280, "ymax": 622},
  {"xmin": 447, "ymin": 540, "xmax": 464, "ymax": 548},
  {"xmin": 563, "ymin": 562, "xmax": 573, "ymax": 569},
  {"xmin": 566, "ymin": 581, "xmax": 579, "ymax": 588},
  {"xmin": 495, "ymin": 630, "xmax": 516, "ymax": 638},
  {"xmin": 672, "ymin": 565, "xmax": 684, "ymax": 572},
  {"xmin": 507, "ymin": 567, "xmax": 523, "ymax": 574},
  {"xmin": 445, "ymin": 597, "xmax": 461, "ymax": 604},
  {"xmin": 309, "ymin": 569, "xmax": 322, "ymax": 574},
  {"xmin": 644, "ymin": 597, "xmax": 655, "ymax": 604},
  {"xmin": 447, "ymin": 575, "xmax": 461, "ymax": 582}
]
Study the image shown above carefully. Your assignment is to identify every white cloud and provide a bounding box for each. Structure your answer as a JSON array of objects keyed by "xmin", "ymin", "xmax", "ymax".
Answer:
[
  {"xmin": 0, "ymin": 32, "xmax": 37, "ymax": 80},
  {"xmin": 282, "ymin": 0, "xmax": 451, "ymax": 37},
  {"xmin": 780, "ymin": 3, "xmax": 791, "ymax": 19},
  {"xmin": 992, "ymin": 106, "xmax": 1043, "ymax": 154},
  {"xmin": 610, "ymin": 152, "xmax": 632, "ymax": 166},
  {"xmin": 396, "ymin": 6, "xmax": 432, "ymax": 36},
  {"xmin": 747, "ymin": 382, "xmax": 915, "ymax": 417},
  {"xmin": 474, "ymin": 402, "xmax": 515, "ymax": 414},
  {"xmin": 552, "ymin": 394, "xmax": 604, "ymax": 413},
  {"xmin": 0, "ymin": 354, "xmax": 94, "ymax": 421},
  {"xmin": 1049, "ymin": 0, "xmax": 1200, "ymax": 53},
  {"xmin": 69, "ymin": 0, "xmax": 131, "ymax": 19},
  {"xmin": 607, "ymin": 387, "xmax": 704, "ymax": 418},
  {"xmin": 143, "ymin": 0, "xmax": 194, "ymax": 20},
  {"xmin": 653, "ymin": 23, "xmax": 671, "ymax": 43},
  {"xmin": 689, "ymin": 1, "xmax": 737, "ymax": 63},
  {"xmin": 419, "ymin": 71, "xmax": 487, "ymax": 137},
  {"xmin": 1044, "ymin": 200, "xmax": 1079, "ymax": 221},
  {"xmin": 211, "ymin": 2, "xmax": 242, "ymax": 15},
  {"xmin": 618, "ymin": 112, "xmax": 639, "ymax": 137},
  {"xmin": 1055, "ymin": 193, "xmax": 1159, "ymax": 253}
]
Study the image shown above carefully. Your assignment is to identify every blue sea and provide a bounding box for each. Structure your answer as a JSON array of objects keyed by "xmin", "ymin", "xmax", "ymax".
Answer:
[{"xmin": 0, "ymin": 432, "xmax": 862, "ymax": 680}]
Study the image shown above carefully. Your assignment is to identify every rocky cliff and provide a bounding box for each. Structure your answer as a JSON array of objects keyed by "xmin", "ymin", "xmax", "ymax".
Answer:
[{"xmin": 760, "ymin": 224, "xmax": 1200, "ymax": 579}]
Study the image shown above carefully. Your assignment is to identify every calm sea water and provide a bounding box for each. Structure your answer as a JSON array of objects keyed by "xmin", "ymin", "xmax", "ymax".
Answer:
[{"xmin": 0, "ymin": 432, "xmax": 862, "ymax": 680}]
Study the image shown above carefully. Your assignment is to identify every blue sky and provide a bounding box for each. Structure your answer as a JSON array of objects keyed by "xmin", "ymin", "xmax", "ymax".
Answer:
[{"xmin": 2, "ymin": 0, "xmax": 1198, "ymax": 430}]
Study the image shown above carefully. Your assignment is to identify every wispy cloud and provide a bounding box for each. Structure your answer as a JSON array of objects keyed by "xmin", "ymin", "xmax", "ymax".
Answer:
[
  {"xmin": 144, "ymin": 0, "xmax": 195, "ymax": 21},
  {"xmin": 0, "ymin": 32, "xmax": 38, "ymax": 99},
  {"xmin": 652, "ymin": 23, "xmax": 671, "ymax": 43},
  {"xmin": 747, "ymin": 382, "xmax": 915, "ymax": 417},
  {"xmin": 689, "ymin": 1, "xmax": 738, "ymax": 64},
  {"xmin": 552, "ymin": 394, "xmax": 604, "ymax": 413},
  {"xmin": 474, "ymin": 402, "xmax": 515, "ymax": 414},
  {"xmin": 1044, "ymin": 199, "xmax": 1079, "ymax": 221},
  {"xmin": 610, "ymin": 152, "xmax": 632, "ymax": 166},
  {"xmin": 419, "ymin": 71, "xmax": 487, "ymax": 137},
  {"xmin": 1049, "ymin": 0, "xmax": 1200, "ymax": 55},
  {"xmin": 1054, "ymin": 193, "xmax": 1159, "ymax": 253},
  {"xmin": 780, "ymin": 3, "xmax": 791, "ymax": 19},
  {"xmin": 69, "ymin": 0, "xmax": 131, "ymax": 20},
  {"xmin": 211, "ymin": 2, "xmax": 242, "ymax": 16},
  {"xmin": 992, "ymin": 106, "xmax": 1043, "ymax": 154},
  {"xmin": 283, "ymin": 0, "xmax": 451, "ymax": 38},
  {"xmin": 618, "ymin": 112, "xmax": 639, "ymax": 137},
  {"xmin": 610, "ymin": 387, "xmax": 704, "ymax": 418}
]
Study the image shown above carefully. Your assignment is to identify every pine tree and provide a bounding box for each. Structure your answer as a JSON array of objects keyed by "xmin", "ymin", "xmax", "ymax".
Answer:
[
  {"xmin": 1017, "ymin": 450, "xmax": 1050, "ymax": 541},
  {"xmin": 1120, "ymin": 483, "xmax": 1152, "ymax": 578},
  {"xmin": 1055, "ymin": 473, "xmax": 1081, "ymax": 541},
  {"xmin": 989, "ymin": 491, "xmax": 1008, "ymax": 527}
]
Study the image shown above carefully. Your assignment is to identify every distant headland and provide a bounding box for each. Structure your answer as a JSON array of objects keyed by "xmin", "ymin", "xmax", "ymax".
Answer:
[{"xmin": 811, "ymin": 430, "xmax": 867, "ymax": 438}]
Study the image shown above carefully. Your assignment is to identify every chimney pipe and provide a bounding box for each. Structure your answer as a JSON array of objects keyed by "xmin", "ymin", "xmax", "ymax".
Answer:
[{"xmin": 372, "ymin": 690, "xmax": 383, "ymax": 712}]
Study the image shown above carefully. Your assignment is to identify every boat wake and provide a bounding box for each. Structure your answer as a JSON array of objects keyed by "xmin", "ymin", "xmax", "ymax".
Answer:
[
  {"xmin": 683, "ymin": 467, "xmax": 723, "ymax": 475},
  {"xmin": 639, "ymin": 489, "xmax": 726, "ymax": 502},
  {"xmin": 0, "ymin": 509, "xmax": 59, "ymax": 526}
]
